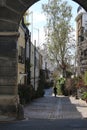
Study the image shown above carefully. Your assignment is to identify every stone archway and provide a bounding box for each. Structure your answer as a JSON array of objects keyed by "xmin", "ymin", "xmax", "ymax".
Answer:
[
  {"xmin": 0, "ymin": 0, "xmax": 39, "ymax": 32},
  {"xmin": 0, "ymin": 0, "xmax": 87, "ymax": 32},
  {"xmin": 73, "ymin": 0, "xmax": 87, "ymax": 11},
  {"xmin": 0, "ymin": 0, "xmax": 87, "ymax": 119},
  {"xmin": 0, "ymin": 0, "xmax": 39, "ymax": 119}
]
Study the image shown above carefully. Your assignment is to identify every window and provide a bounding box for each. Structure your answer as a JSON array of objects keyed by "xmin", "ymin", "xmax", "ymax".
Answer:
[{"xmin": 18, "ymin": 46, "xmax": 25, "ymax": 64}]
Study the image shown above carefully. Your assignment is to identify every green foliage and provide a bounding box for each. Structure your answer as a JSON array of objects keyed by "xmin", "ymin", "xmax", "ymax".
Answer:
[
  {"xmin": 56, "ymin": 82, "xmax": 62, "ymax": 95},
  {"xmin": 35, "ymin": 69, "xmax": 45, "ymax": 98},
  {"xmin": 42, "ymin": 0, "xmax": 75, "ymax": 75},
  {"xmin": 18, "ymin": 83, "xmax": 45, "ymax": 105},
  {"xmin": 81, "ymin": 92, "xmax": 87, "ymax": 100},
  {"xmin": 18, "ymin": 84, "xmax": 36, "ymax": 105},
  {"xmin": 69, "ymin": 77, "xmax": 77, "ymax": 96},
  {"xmin": 35, "ymin": 86, "xmax": 45, "ymax": 98},
  {"xmin": 45, "ymin": 81, "xmax": 51, "ymax": 89},
  {"xmin": 71, "ymin": 76, "xmax": 78, "ymax": 88},
  {"xmin": 26, "ymin": 59, "xmax": 33, "ymax": 68},
  {"xmin": 66, "ymin": 70, "xmax": 72, "ymax": 78},
  {"xmin": 83, "ymin": 71, "xmax": 87, "ymax": 86},
  {"xmin": 55, "ymin": 77, "xmax": 65, "ymax": 95}
]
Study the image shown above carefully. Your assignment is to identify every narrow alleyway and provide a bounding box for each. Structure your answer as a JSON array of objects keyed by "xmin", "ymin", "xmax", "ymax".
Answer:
[
  {"xmin": 1, "ymin": 88, "xmax": 87, "ymax": 130},
  {"xmin": 24, "ymin": 88, "xmax": 87, "ymax": 120}
]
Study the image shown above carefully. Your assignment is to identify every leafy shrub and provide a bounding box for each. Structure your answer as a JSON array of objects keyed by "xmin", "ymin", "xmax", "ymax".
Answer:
[
  {"xmin": 55, "ymin": 77, "xmax": 66, "ymax": 95},
  {"xmin": 81, "ymin": 92, "xmax": 87, "ymax": 100},
  {"xmin": 56, "ymin": 81, "xmax": 62, "ymax": 95},
  {"xmin": 44, "ymin": 79, "xmax": 51, "ymax": 89},
  {"xmin": 18, "ymin": 84, "xmax": 35, "ymax": 105},
  {"xmin": 35, "ymin": 85, "xmax": 45, "ymax": 98}
]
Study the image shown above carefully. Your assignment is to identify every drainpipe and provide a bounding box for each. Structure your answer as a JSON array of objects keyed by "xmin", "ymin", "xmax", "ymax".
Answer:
[
  {"xmin": 28, "ymin": 32, "xmax": 31, "ymax": 84},
  {"xmin": 25, "ymin": 26, "xmax": 31, "ymax": 85},
  {"xmin": 34, "ymin": 40, "xmax": 36, "ymax": 89},
  {"xmin": 25, "ymin": 33, "xmax": 27, "ymax": 85}
]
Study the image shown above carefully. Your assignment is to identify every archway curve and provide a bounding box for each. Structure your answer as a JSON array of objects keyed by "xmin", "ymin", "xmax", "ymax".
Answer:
[
  {"xmin": 73, "ymin": 0, "xmax": 87, "ymax": 12},
  {"xmin": 0, "ymin": 0, "xmax": 39, "ymax": 32},
  {"xmin": 0, "ymin": 0, "xmax": 87, "ymax": 32}
]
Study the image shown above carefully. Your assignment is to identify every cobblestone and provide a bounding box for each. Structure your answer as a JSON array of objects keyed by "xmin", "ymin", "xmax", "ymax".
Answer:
[
  {"xmin": 1, "ymin": 88, "xmax": 87, "ymax": 122},
  {"xmin": 24, "ymin": 88, "xmax": 87, "ymax": 120}
]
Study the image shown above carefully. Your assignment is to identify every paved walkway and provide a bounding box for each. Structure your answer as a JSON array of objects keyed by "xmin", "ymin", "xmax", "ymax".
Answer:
[
  {"xmin": 70, "ymin": 96, "xmax": 87, "ymax": 118},
  {"xmin": 24, "ymin": 88, "xmax": 87, "ymax": 120},
  {"xmin": 0, "ymin": 88, "xmax": 87, "ymax": 121}
]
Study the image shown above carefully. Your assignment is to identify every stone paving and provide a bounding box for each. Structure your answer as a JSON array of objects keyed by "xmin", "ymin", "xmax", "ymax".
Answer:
[
  {"xmin": 70, "ymin": 96, "xmax": 87, "ymax": 118},
  {"xmin": 0, "ymin": 88, "xmax": 87, "ymax": 122},
  {"xmin": 24, "ymin": 88, "xmax": 87, "ymax": 120}
]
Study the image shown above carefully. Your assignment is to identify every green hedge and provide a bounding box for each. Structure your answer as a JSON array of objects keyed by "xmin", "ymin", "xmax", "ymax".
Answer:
[
  {"xmin": 18, "ymin": 84, "xmax": 36, "ymax": 105},
  {"xmin": 18, "ymin": 83, "xmax": 45, "ymax": 105},
  {"xmin": 35, "ymin": 85, "xmax": 45, "ymax": 98},
  {"xmin": 81, "ymin": 92, "xmax": 87, "ymax": 100}
]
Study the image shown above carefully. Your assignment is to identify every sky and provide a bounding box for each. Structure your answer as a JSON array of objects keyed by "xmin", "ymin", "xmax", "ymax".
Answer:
[{"xmin": 28, "ymin": 0, "xmax": 79, "ymax": 47}]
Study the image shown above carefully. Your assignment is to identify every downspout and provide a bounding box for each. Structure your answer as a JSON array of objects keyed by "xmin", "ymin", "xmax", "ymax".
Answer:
[
  {"xmin": 29, "ymin": 32, "xmax": 31, "ymax": 84},
  {"xmin": 34, "ymin": 40, "xmax": 36, "ymax": 89},
  {"xmin": 25, "ymin": 33, "xmax": 27, "ymax": 85}
]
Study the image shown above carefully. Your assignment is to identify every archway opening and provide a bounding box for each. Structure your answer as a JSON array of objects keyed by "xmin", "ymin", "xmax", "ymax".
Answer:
[{"xmin": 22, "ymin": 0, "xmax": 87, "ymax": 120}]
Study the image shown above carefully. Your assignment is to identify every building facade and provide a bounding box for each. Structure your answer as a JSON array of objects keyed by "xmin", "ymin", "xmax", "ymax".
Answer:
[
  {"xmin": 30, "ymin": 42, "xmax": 35, "ymax": 87},
  {"xmin": 30, "ymin": 42, "xmax": 43, "ymax": 91},
  {"xmin": 18, "ymin": 25, "xmax": 26, "ymax": 84},
  {"xmin": 18, "ymin": 17, "xmax": 43, "ymax": 92},
  {"xmin": 75, "ymin": 6, "xmax": 87, "ymax": 75}
]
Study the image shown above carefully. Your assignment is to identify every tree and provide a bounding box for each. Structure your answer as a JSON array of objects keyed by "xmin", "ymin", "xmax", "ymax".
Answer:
[{"xmin": 42, "ymin": 0, "xmax": 76, "ymax": 77}]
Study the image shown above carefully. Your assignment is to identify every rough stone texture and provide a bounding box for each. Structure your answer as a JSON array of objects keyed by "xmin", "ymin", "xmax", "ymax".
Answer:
[
  {"xmin": 0, "ymin": 0, "xmax": 86, "ymax": 32},
  {"xmin": 0, "ymin": 95, "xmax": 19, "ymax": 105},
  {"xmin": 0, "ymin": 105, "xmax": 17, "ymax": 113},
  {"xmin": 0, "ymin": 34, "xmax": 19, "ymax": 118},
  {"xmin": 0, "ymin": 95, "xmax": 19, "ymax": 117},
  {"xmin": 0, "ymin": 0, "xmax": 39, "ymax": 32},
  {"xmin": 0, "ymin": 0, "xmax": 87, "ymax": 32},
  {"xmin": 0, "ymin": 35, "xmax": 18, "ymax": 95}
]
